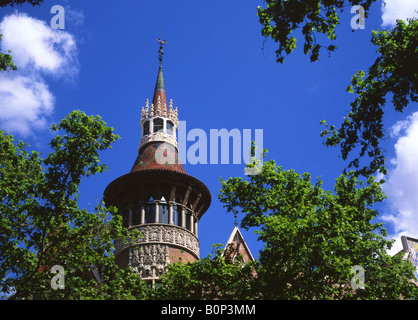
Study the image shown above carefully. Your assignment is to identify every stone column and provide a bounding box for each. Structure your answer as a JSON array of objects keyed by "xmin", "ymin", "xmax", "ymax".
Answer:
[
  {"xmin": 190, "ymin": 214, "xmax": 194, "ymax": 234},
  {"xmin": 155, "ymin": 201, "xmax": 159, "ymax": 223},
  {"xmin": 140, "ymin": 204, "xmax": 145, "ymax": 225},
  {"xmin": 128, "ymin": 207, "xmax": 133, "ymax": 227},
  {"xmin": 181, "ymin": 207, "xmax": 186, "ymax": 228},
  {"xmin": 168, "ymin": 202, "xmax": 173, "ymax": 225},
  {"xmin": 194, "ymin": 217, "xmax": 198, "ymax": 237}
]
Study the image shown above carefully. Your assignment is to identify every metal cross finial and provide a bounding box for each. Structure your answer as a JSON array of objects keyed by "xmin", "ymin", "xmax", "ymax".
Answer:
[{"xmin": 157, "ymin": 23, "xmax": 167, "ymax": 66}]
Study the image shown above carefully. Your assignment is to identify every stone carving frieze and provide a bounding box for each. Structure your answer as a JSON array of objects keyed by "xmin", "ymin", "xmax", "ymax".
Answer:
[
  {"xmin": 114, "ymin": 224, "xmax": 199, "ymax": 258},
  {"xmin": 140, "ymin": 131, "xmax": 177, "ymax": 148},
  {"xmin": 129, "ymin": 243, "xmax": 169, "ymax": 279}
]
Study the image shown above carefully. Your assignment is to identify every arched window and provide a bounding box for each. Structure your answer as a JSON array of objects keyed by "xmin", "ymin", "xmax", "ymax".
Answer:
[
  {"xmin": 159, "ymin": 203, "xmax": 169, "ymax": 224},
  {"xmin": 173, "ymin": 204, "xmax": 183, "ymax": 227},
  {"xmin": 132, "ymin": 205, "xmax": 141, "ymax": 226},
  {"xmin": 153, "ymin": 118, "xmax": 163, "ymax": 133},
  {"xmin": 166, "ymin": 121, "xmax": 174, "ymax": 135},
  {"xmin": 158, "ymin": 197, "xmax": 169, "ymax": 224},
  {"xmin": 185, "ymin": 208, "xmax": 192, "ymax": 231},
  {"xmin": 143, "ymin": 121, "xmax": 150, "ymax": 135},
  {"xmin": 145, "ymin": 201, "xmax": 155, "ymax": 223}
]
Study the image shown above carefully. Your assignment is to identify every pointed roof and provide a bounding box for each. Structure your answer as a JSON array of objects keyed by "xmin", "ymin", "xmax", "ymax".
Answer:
[
  {"xmin": 130, "ymin": 141, "xmax": 186, "ymax": 174},
  {"xmin": 152, "ymin": 66, "xmax": 167, "ymax": 114},
  {"xmin": 131, "ymin": 63, "xmax": 186, "ymax": 174},
  {"xmin": 223, "ymin": 226, "xmax": 255, "ymax": 263}
]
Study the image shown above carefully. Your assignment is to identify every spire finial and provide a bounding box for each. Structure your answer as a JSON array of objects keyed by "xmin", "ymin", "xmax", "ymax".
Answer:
[{"xmin": 157, "ymin": 23, "xmax": 167, "ymax": 66}]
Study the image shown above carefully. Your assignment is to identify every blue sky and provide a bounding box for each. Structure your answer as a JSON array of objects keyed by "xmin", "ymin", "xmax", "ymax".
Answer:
[{"xmin": 1, "ymin": 0, "xmax": 418, "ymax": 259}]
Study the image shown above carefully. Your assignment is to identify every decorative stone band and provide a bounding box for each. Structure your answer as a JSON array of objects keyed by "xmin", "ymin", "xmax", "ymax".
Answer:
[
  {"xmin": 139, "ymin": 131, "xmax": 178, "ymax": 149},
  {"xmin": 114, "ymin": 224, "xmax": 200, "ymax": 259},
  {"xmin": 128, "ymin": 243, "xmax": 170, "ymax": 280}
]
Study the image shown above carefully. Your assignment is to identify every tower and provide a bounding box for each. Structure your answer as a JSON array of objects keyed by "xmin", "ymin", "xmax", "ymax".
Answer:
[{"xmin": 103, "ymin": 39, "xmax": 211, "ymax": 286}]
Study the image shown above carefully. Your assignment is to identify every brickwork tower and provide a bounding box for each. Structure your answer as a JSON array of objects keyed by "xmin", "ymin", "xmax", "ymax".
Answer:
[{"xmin": 103, "ymin": 40, "xmax": 211, "ymax": 286}]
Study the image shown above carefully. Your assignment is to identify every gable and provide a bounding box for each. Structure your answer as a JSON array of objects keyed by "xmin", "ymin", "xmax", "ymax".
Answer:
[{"xmin": 224, "ymin": 226, "xmax": 255, "ymax": 263}]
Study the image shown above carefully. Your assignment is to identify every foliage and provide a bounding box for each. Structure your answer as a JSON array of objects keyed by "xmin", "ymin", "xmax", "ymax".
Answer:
[
  {"xmin": 0, "ymin": 1, "xmax": 44, "ymax": 69},
  {"xmin": 0, "ymin": 34, "xmax": 17, "ymax": 72},
  {"xmin": 257, "ymin": 0, "xmax": 377, "ymax": 63},
  {"xmin": 0, "ymin": 110, "xmax": 148, "ymax": 299},
  {"xmin": 219, "ymin": 151, "xmax": 418, "ymax": 299},
  {"xmin": 1, "ymin": 0, "xmax": 416, "ymax": 299},
  {"xmin": 257, "ymin": 1, "xmax": 417, "ymax": 177},
  {"xmin": 321, "ymin": 18, "xmax": 418, "ymax": 177},
  {"xmin": 0, "ymin": 0, "xmax": 44, "ymax": 7},
  {"xmin": 150, "ymin": 245, "xmax": 258, "ymax": 300}
]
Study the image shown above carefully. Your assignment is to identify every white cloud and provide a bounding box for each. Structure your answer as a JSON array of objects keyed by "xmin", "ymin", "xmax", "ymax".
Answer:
[
  {"xmin": 0, "ymin": 12, "xmax": 78, "ymax": 78},
  {"xmin": 0, "ymin": 12, "xmax": 79, "ymax": 137},
  {"xmin": 381, "ymin": 0, "xmax": 418, "ymax": 27},
  {"xmin": 382, "ymin": 111, "xmax": 418, "ymax": 255},
  {"xmin": 0, "ymin": 74, "xmax": 54, "ymax": 137}
]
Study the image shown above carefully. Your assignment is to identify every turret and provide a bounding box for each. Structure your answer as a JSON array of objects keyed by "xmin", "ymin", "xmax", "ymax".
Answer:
[{"xmin": 103, "ymin": 39, "xmax": 211, "ymax": 286}]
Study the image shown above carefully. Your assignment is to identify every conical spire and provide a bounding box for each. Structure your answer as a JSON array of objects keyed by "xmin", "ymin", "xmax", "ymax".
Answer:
[
  {"xmin": 132, "ymin": 40, "xmax": 185, "ymax": 175},
  {"xmin": 155, "ymin": 66, "xmax": 165, "ymax": 91},
  {"xmin": 152, "ymin": 66, "xmax": 167, "ymax": 114}
]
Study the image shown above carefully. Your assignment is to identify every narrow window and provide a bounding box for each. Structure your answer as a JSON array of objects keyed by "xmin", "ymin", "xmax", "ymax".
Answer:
[
  {"xmin": 173, "ymin": 204, "xmax": 182, "ymax": 227},
  {"xmin": 143, "ymin": 121, "xmax": 150, "ymax": 135},
  {"xmin": 159, "ymin": 203, "xmax": 169, "ymax": 224},
  {"xmin": 132, "ymin": 206, "xmax": 141, "ymax": 226},
  {"xmin": 173, "ymin": 204, "xmax": 178, "ymax": 226},
  {"xmin": 185, "ymin": 208, "xmax": 191, "ymax": 231},
  {"xmin": 145, "ymin": 203, "xmax": 155, "ymax": 223},
  {"xmin": 153, "ymin": 118, "xmax": 163, "ymax": 133},
  {"xmin": 166, "ymin": 121, "xmax": 174, "ymax": 135}
]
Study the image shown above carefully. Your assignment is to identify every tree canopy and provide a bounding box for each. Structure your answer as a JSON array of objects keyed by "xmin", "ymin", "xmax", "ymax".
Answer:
[
  {"xmin": 219, "ymin": 152, "xmax": 418, "ymax": 299},
  {"xmin": 0, "ymin": 0, "xmax": 44, "ymax": 7},
  {"xmin": 258, "ymin": 0, "xmax": 418, "ymax": 177},
  {"xmin": 1, "ymin": 0, "xmax": 417, "ymax": 300},
  {"xmin": 321, "ymin": 18, "xmax": 418, "ymax": 177},
  {"xmin": 0, "ymin": 35, "xmax": 17, "ymax": 72},
  {"xmin": 0, "ymin": 110, "xmax": 147, "ymax": 299},
  {"xmin": 150, "ymin": 245, "xmax": 258, "ymax": 300},
  {"xmin": 257, "ymin": 0, "xmax": 377, "ymax": 63}
]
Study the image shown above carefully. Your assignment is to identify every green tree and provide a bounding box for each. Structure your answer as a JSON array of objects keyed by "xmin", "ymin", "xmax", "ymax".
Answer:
[
  {"xmin": 321, "ymin": 18, "xmax": 418, "ymax": 177},
  {"xmin": 0, "ymin": 34, "xmax": 17, "ymax": 72},
  {"xmin": 257, "ymin": 0, "xmax": 377, "ymax": 63},
  {"xmin": 1, "ymin": 0, "xmax": 46, "ymax": 69},
  {"xmin": 257, "ymin": 1, "xmax": 418, "ymax": 176},
  {"xmin": 218, "ymin": 152, "xmax": 418, "ymax": 299},
  {"xmin": 150, "ymin": 245, "xmax": 258, "ymax": 300},
  {"xmin": 0, "ymin": 110, "xmax": 147, "ymax": 299}
]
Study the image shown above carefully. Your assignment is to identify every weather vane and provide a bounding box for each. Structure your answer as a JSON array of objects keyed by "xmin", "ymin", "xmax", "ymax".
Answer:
[{"xmin": 157, "ymin": 23, "xmax": 167, "ymax": 66}]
